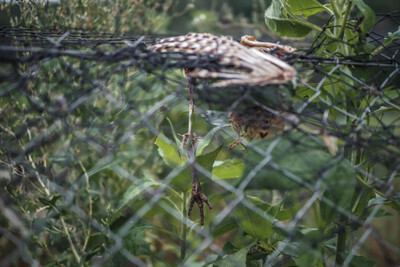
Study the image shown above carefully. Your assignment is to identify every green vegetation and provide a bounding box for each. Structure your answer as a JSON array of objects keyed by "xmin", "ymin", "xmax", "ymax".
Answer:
[{"xmin": 0, "ymin": 0, "xmax": 399, "ymax": 266}]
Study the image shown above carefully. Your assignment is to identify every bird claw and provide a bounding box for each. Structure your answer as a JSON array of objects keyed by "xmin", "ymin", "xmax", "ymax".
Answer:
[{"xmin": 187, "ymin": 181, "xmax": 212, "ymax": 228}]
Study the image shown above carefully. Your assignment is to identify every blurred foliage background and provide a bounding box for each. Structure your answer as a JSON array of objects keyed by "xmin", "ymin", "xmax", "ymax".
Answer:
[
  {"xmin": 1, "ymin": 0, "xmax": 400, "ymax": 34},
  {"xmin": 0, "ymin": 0, "xmax": 399, "ymax": 266}
]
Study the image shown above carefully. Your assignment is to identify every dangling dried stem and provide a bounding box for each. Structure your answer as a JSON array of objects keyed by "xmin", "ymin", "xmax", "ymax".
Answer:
[{"xmin": 179, "ymin": 77, "xmax": 212, "ymax": 228}]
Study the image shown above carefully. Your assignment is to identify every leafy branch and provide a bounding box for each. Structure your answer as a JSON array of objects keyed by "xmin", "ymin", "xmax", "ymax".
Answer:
[{"xmin": 265, "ymin": 0, "xmax": 375, "ymax": 44}]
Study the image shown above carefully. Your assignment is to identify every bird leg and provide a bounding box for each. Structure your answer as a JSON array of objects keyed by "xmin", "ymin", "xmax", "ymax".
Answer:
[
  {"xmin": 181, "ymin": 76, "xmax": 212, "ymax": 228},
  {"xmin": 186, "ymin": 143, "xmax": 213, "ymax": 228}
]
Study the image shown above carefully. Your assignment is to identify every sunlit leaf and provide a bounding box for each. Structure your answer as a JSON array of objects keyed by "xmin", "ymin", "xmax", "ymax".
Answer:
[
  {"xmin": 155, "ymin": 132, "xmax": 184, "ymax": 168},
  {"xmin": 265, "ymin": 0, "xmax": 314, "ymax": 38},
  {"xmin": 286, "ymin": 0, "xmax": 326, "ymax": 17},
  {"xmin": 212, "ymin": 159, "xmax": 245, "ymax": 179}
]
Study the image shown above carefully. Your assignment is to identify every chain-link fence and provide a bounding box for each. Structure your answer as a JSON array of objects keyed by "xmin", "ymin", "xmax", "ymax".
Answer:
[{"xmin": 1, "ymin": 12, "xmax": 400, "ymax": 267}]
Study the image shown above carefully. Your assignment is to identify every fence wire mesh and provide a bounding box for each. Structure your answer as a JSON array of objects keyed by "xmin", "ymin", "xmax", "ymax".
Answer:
[{"xmin": 0, "ymin": 13, "xmax": 400, "ymax": 267}]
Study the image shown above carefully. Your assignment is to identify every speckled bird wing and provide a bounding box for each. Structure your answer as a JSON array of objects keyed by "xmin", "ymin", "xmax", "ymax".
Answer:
[{"xmin": 149, "ymin": 33, "xmax": 296, "ymax": 87}]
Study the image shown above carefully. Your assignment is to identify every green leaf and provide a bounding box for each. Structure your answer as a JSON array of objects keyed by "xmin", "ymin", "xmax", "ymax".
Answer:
[
  {"xmin": 120, "ymin": 179, "xmax": 161, "ymax": 207},
  {"xmin": 352, "ymin": 0, "xmax": 376, "ymax": 33},
  {"xmin": 265, "ymin": 0, "xmax": 315, "ymax": 38},
  {"xmin": 130, "ymin": 199, "xmax": 165, "ymax": 219},
  {"xmin": 353, "ymin": 186, "xmax": 374, "ymax": 218},
  {"xmin": 112, "ymin": 224, "xmax": 156, "ymax": 265},
  {"xmin": 125, "ymin": 225, "xmax": 154, "ymax": 255},
  {"xmin": 295, "ymin": 84, "xmax": 318, "ymax": 100},
  {"xmin": 275, "ymin": 204, "xmax": 302, "ymax": 221},
  {"xmin": 243, "ymin": 132, "xmax": 357, "ymax": 223},
  {"xmin": 385, "ymin": 26, "xmax": 400, "ymax": 43},
  {"xmin": 196, "ymin": 126, "xmax": 222, "ymax": 155},
  {"xmin": 169, "ymin": 165, "xmax": 191, "ymax": 193},
  {"xmin": 155, "ymin": 133, "xmax": 184, "ymax": 168},
  {"xmin": 110, "ymin": 176, "xmax": 162, "ymax": 225},
  {"xmin": 221, "ymin": 241, "xmax": 240, "ymax": 255},
  {"xmin": 372, "ymin": 208, "xmax": 393, "ymax": 218},
  {"xmin": 321, "ymin": 66, "xmax": 355, "ymax": 99},
  {"xmin": 243, "ymin": 132, "xmax": 333, "ymax": 190},
  {"xmin": 38, "ymin": 195, "xmax": 61, "ymax": 210},
  {"xmin": 244, "ymin": 132, "xmax": 356, "ymax": 194},
  {"xmin": 168, "ymin": 146, "xmax": 222, "ymax": 192},
  {"xmin": 295, "ymin": 253, "xmax": 320, "ymax": 267},
  {"xmin": 197, "ymin": 145, "xmax": 222, "ymax": 173},
  {"xmin": 213, "ymin": 246, "xmax": 250, "ymax": 267},
  {"xmin": 292, "ymin": 229, "xmax": 325, "ymax": 267},
  {"xmin": 373, "ymin": 26, "xmax": 400, "ymax": 55},
  {"xmin": 211, "ymin": 216, "xmax": 239, "ymax": 238},
  {"xmin": 212, "ymin": 159, "xmax": 245, "ymax": 179},
  {"xmin": 319, "ymin": 160, "xmax": 357, "ymax": 223},
  {"xmin": 354, "ymin": 42, "xmax": 376, "ymax": 55},
  {"xmin": 278, "ymin": 241, "xmax": 300, "ymax": 257},
  {"xmin": 155, "ymin": 134, "xmax": 183, "ymax": 167},
  {"xmin": 166, "ymin": 117, "xmax": 181, "ymax": 145},
  {"xmin": 286, "ymin": 0, "xmax": 326, "ymax": 17},
  {"xmin": 246, "ymin": 241, "xmax": 277, "ymax": 263},
  {"xmin": 234, "ymin": 196, "xmax": 274, "ymax": 240},
  {"xmin": 346, "ymin": 254, "xmax": 376, "ymax": 267}
]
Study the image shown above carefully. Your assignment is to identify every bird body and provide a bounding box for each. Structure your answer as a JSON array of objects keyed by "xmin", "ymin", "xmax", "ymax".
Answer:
[
  {"xmin": 149, "ymin": 33, "xmax": 296, "ymax": 87},
  {"xmin": 149, "ymin": 33, "xmax": 297, "ymax": 226},
  {"xmin": 230, "ymin": 106, "xmax": 285, "ymax": 139}
]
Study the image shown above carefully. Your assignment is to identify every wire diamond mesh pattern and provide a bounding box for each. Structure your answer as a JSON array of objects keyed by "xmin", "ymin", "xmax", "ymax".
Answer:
[{"xmin": 0, "ymin": 13, "xmax": 399, "ymax": 266}]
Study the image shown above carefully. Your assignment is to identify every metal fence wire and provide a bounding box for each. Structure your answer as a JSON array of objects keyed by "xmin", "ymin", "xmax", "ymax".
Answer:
[{"xmin": 0, "ymin": 13, "xmax": 400, "ymax": 267}]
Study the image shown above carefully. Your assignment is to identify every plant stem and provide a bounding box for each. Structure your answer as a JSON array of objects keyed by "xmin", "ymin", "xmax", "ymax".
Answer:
[
  {"xmin": 371, "ymin": 37, "xmax": 398, "ymax": 56},
  {"xmin": 337, "ymin": 1, "xmax": 354, "ymax": 41},
  {"xmin": 60, "ymin": 216, "xmax": 81, "ymax": 264},
  {"xmin": 180, "ymin": 191, "xmax": 188, "ymax": 261},
  {"xmin": 329, "ymin": 0, "xmax": 341, "ymax": 19},
  {"xmin": 336, "ymin": 103, "xmax": 356, "ymax": 265},
  {"xmin": 335, "ymin": 217, "xmax": 347, "ymax": 265},
  {"xmin": 187, "ymin": 77, "xmax": 195, "ymax": 136},
  {"xmin": 79, "ymin": 160, "xmax": 92, "ymax": 253}
]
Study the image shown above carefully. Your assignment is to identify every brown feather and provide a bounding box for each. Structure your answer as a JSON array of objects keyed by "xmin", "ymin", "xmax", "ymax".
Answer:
[{"xmin": 149, "ymin": 33, "xmax": 296, "ymax": 87}]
